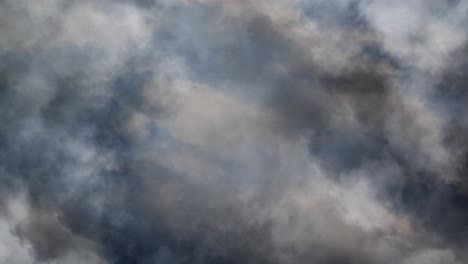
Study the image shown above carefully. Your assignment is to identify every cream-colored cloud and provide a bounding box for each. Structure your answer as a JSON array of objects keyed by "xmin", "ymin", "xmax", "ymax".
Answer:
[
  {"xmin": 270, "ymin": 171, "xmax": 421, "ymax": 263},
  {"xmin": 385, "ymin": 91, "xmax": 455, "ymax": 180}
]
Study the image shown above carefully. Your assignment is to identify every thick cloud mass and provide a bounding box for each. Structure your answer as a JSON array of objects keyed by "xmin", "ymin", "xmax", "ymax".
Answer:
[{"xmin": 1, "ymin": 0, "xmax": 468, "ymax": 263}]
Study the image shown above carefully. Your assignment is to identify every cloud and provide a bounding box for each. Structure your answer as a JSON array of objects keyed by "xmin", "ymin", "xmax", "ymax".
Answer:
[
  {"xmin": 403, "ymin": 249, "xmax": 461, "ymax": 264},
  {"xmin": 1, "ymin": 0, "xmax": 468, "ymax": 263}
]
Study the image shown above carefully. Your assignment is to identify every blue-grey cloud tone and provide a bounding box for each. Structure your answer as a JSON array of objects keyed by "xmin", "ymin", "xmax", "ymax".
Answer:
[{"xmin": 0, "ymin": 0, "xmax": 468, "ymax": 263}]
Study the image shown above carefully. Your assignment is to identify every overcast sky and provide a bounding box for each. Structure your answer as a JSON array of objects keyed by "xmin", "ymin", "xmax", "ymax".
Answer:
[{"xmin": 1, "ymin": 1, "xmax": 468, "ymax": 263}]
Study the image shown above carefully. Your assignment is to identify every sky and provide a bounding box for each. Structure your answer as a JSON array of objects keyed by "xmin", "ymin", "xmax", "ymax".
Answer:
[{"xmin": 1, "ymin": 0, "xmax": 468, "ymax": 263}]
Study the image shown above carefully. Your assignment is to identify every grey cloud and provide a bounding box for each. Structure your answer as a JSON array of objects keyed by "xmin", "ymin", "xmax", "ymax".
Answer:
[{"xmin": 1, "ymin": 0, "xmax": 468, "ymax": 264}]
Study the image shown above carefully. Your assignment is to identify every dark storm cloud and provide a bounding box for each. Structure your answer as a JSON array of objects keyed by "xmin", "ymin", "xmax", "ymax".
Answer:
[{"xmin": 0, "ymin": 0, "xmax": 468, "ymax": 264}]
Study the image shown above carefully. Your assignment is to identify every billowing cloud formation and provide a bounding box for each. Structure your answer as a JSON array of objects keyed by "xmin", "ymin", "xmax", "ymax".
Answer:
[{"xmin": 1, "ymin": 0, "xmax": 468, "ymax": 263}]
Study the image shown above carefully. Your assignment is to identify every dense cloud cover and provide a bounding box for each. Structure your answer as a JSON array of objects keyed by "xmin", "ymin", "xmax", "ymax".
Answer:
[{"xmin": 1, "ymin": 0, "xmax": 468, "ymax": 263}]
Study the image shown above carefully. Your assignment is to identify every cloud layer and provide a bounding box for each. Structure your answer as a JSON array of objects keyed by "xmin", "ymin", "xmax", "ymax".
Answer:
[{"xmin": 1, "ymin": 0, "xmax": 468, "ymax": 263}]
